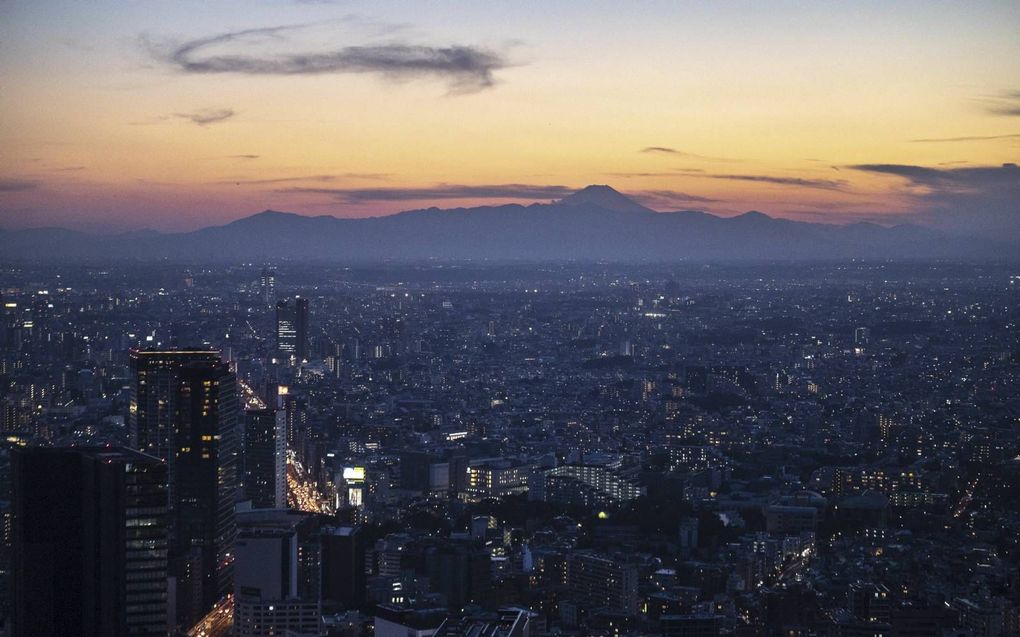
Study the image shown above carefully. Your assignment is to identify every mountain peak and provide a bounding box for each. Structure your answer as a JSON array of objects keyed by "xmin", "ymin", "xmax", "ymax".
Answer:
[
  {"xmin": 734, "ymin": 210, "xmax": 772, "ymax": 221},
  {"xmin": 558, "ymin": 185, "xmax": 651, "ymax": 213},
  {"xmin": 226, "ymin": 210, "xmax": 304, "ymax": 227},
  {"xmin": 254, "ymin": 209, "xmax": 295, "ymax": 218}
]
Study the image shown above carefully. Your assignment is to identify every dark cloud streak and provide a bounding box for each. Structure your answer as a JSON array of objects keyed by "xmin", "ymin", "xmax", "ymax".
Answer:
[
  {"xmin": 849, "ymin": 163, "xmax": 1020, "ymax": 186},
  {"xmin": 639, "ymin": 147, "xmax": 733, "ymax": 162},
  {"xmin": 702, "ymin": 174, "xmax": 847, "ymax": 191},
  {"xmin": 155, "ymin": 25, "xmax": 509, "ymax": 93},
  {"xmin": 283, "ymin": 183, "xmax": 574, "ymax": 203},
  {"xmin": 606, "ymin": 170, "xmax": 705, "ymax": 178},
  {"xmin": 911, "ymin": 133, "xmax": 1020, "ymax": 143},
  {"xmin": 634, "ymin": 190, "xmax": 717, "ymax": 204},
  {"xmin": 175, "ymin": 108, "xmax": 235, "ymax": 126},
  {"xmin": 0, "ymin": 179, "xmax": 38, "ymax": 193},
  {"xmin": 982, "ymin": 90, "xmax": 1020, "ymax": 117},
  {"xmin": 224, "ymin": 175, "xmax": 337, "ymax": 186},
  {"xmin": 849, "ymin": 162, "xmax": 1020, "ymax": 238},
  {"xmin": 223, "ymin": 173, "xmax": 390, "ymax": 185}
]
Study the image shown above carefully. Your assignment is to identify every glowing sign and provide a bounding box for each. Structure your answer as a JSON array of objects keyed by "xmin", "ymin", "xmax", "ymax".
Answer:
[{"xmin": 342, "ymin": 467, "xmax": 366, "ymax": 481}]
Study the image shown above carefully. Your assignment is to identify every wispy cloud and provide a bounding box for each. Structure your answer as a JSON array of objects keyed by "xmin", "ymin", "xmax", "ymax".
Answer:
[
  {"xmin": 641, "ymin": 147, "xmax": 686, "ymax": 155},
  {"xmin": 606, "ymin": 170, "xmax": 704, "ymax": 178},
  {"xmin": 982, "ymin": 90, "xmax": 1020, "ymax": 117},
  {"xmin": 223, "ymin": 175, "xmax": 338, "ymax": 186},
  {"xmin": 0, "ymin": 179, "xmax": 38, "ymax": 192},
  {"xmin": 175, "ymin": 107, "xmax": 235, "ymax": 126},
  {"xmin": 702, "ymin": 173, "xmax": 847, "ymax": 191},
  {"xmin": 639, "ymin": 147, "xmax": 733, "ymax": 161},
  {"xmin": 284, "ymin": 183, "xmax": 573, "ymax": 203},
  {"xmin": 911, "ymin": 133, "xmax": 1020, "ymax": 143},
  {"xmin": 222, "ymin": 173, "xmax": 390, "ymax": 185},
  {"xmin": 227, "ymin": 154, "xmax": 260, "ymax": 160},
  {"xmin": 633, "ymin": 190, "xmax": 718, "ymax": 206},
  {"xmin": 607, "ymin": 168, "xmax": 844, "ymax": 191},
  {"xmin": 150, "ymin": 24, "xmax": 510, "ymax": 93},
  {"xmin": 849, "ymin": 163, "xmax": 1019, "ymax": 187}
]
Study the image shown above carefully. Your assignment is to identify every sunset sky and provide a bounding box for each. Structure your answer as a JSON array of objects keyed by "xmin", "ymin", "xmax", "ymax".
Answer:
[{"xmin": 1, "ymin": 1, "xmax": 1018, "ymax": 235}]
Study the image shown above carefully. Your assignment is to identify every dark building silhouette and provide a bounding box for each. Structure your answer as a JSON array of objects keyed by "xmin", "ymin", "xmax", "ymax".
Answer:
[
  {"xmin": 243, "ymin": 408, "xmax": 286, "ymax": 509},
  {"xmin": 848, "ymin": 582, "xmax": 891, "ymax": 624},
  {"xmin": 128, "ymin": 348, "xmax": 239, "ymax": 628},
  {"xmin": 428, "ymin": 544, "xmax": 492, "ymax": 610},
  {"xmin": 321, "ymin": 525, "xmax": 365, "ymax": 612},
  {"xmin": 276, "ymin": 297, "xmax": 309, "ymax": 362},
  {"xmin": 400, "ymin": 450, "xmax": 435, "ymax": 491},
  {"xmin": 12, "ymin": 446, "xmax": 168, "ymax": 637},
  {"xmin": 234, "ymin": 510, "xmax": 322, "ymax": 637},
  {"xmin": 661, "ymin": 614, "xmax": 722, "ymax": 637}
]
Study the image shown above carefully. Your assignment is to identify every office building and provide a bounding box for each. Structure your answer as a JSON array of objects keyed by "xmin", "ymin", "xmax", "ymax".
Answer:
[
  {"xmin": 283, "ymin": 393, "xmax": 308, "ymax": 449},
  {"xmin": 464, "ymin": 460, "xmax": 532, "ymax": 501},
  {"xmin": 276, "ymin": 297, "xmax": 309, "ymax": 362},
  {"xmin": 766, "ymin": 505, "xmax": 819, "ymax": 535},
  {"xmin": 12, "ymin": 446, "xmax": 168, "ymax": 637},
  {"xmin": 129, "ymin": 348, "xmax": 239, "ymax": 627},
  {"xmin": 233, "ymin": 510, "xmax": 321, "ymax": 637},
  {"xmin": 129, "ymin": 348, "xmax": 223, "ymax": 486},
  {"xmin": 566, "ymin": 552, "xmax": 639, "ymax": 615},
  {"xmin": 243, "ymin": 408, "xmax": 287, "ymax": 509},
  {"xmin": 428, "ymin": 544, "xmax": 491, "ymax": 610}
]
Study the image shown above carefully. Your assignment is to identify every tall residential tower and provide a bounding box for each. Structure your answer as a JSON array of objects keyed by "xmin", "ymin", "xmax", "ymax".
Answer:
[{"xmin": 129, "ymin": 348, "xmax": 239, "ymax": 627}]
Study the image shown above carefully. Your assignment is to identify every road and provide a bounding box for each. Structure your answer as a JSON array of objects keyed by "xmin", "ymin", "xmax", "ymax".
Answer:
[
  {"xmin": 238, "ymin": 379, "xmax": 267, "ymax": 410},
  {"xmin": 952, "ymin": 477, "xmax": 979, "ymax": 519},
  {"xmin": 287, "ymin": 452, "xmax": 333, "ymax": 514},
  {"xmin": 187, "ymin": 594, "xmax": 233, "ymax": 637}
]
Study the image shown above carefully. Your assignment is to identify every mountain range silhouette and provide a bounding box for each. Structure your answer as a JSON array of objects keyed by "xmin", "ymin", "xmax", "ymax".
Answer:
[{"xmin": 1, "ymin": 185, "xmax": 1009, "ymax": 262}]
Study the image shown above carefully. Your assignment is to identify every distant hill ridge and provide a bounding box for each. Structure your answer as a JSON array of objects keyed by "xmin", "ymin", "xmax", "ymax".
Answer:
[{"xmin": 0, "ymin": 185, "xmax": 1009, "ymax": 262}]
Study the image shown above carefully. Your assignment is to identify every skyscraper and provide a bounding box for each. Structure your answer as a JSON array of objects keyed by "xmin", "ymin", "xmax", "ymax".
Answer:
[
  {"xmin": 259, "ymin": 268, "xmax": 275, "ymax": 307},
  {"xmin": 129, "ymin": 348, "xmax": 239, "ymax": 627},
  {"xmin": 275, "ymin": 297, "xmax": 309, "ymax": 363},
  {"xmin": 12, "ymin": 446, "xmax": 169, "ymax": 637},
  {"xmin": 243, "ymin": 408, "xmax": 287, "ymax": 509},
  {"xmin": 130, "ymin": 348, "xmax": 223, "ymax": 486},
  {"xmin": 283, "ymin": 392, "xmax": 308, "ymax": 450}
]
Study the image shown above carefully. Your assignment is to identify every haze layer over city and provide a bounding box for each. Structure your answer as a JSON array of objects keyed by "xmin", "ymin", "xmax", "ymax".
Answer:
[{"xmin": 0, "ymin": 2, "xmax": 1019, "ymax": 637}]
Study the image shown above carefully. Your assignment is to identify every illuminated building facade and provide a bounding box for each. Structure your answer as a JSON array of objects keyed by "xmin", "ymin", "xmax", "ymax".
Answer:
[
  {"xmin": 276, "ymin": 297, "xmax": 309, "ymax": 363},
  {"xmin": 128, "ymin": 348, "xmax": 239, "ymax": 627}
]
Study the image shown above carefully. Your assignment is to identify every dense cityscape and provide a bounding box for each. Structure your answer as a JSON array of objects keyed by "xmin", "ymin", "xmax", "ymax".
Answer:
[{"xmin": 0, "ymin": 261, "xmax": 1018, "ymax": 636}]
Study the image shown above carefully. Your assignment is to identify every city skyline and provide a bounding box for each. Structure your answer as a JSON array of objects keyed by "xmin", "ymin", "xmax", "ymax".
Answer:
[
  {"xmin": 3, "ymin": 260, "xmax": 1018, "ymax": 636},
  {"xmin": 3, "ymin": 7, "xmax": 1019, "ymax": 632},
  {"xmin": 1, "ymin": 1, "xmax": 1018, "ymax": 238}
]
